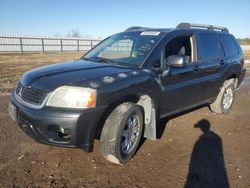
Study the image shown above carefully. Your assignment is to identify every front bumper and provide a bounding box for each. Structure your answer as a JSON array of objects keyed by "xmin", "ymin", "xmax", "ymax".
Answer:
[{"xmin": 9, "ymin": 92, "xmax": 106, "ymax": 152}]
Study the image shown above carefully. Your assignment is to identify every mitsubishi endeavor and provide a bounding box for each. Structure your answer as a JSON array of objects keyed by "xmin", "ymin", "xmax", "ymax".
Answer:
[{"xmin": 9, "ymin": 23, "xmax": 246, "ymax": 164}]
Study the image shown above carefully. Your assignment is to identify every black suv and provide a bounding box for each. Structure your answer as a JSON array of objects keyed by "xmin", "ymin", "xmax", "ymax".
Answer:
[{"xmin": 9, "ymin": 23, "xmax": 246, "ymax": 164}]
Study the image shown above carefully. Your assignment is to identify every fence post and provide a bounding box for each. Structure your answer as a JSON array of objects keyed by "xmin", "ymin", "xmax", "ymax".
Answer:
[
  {"xmin": 60, "ymin": 39, "xmax": 63, "ymax": 52},
  {"xmin": 77, "ymin": 40, "xmax": 80, "ymax": 52},
  {"xmin": 90, "ymin": 40, "xmax": 93, "ymax": 49},
  {"xmin": 41, "ymin": 38, "xmax": 45, "ymax": 53},
  {"xmin": 20, "ymin": 38, "xmax": 23, "ymax": 54}
]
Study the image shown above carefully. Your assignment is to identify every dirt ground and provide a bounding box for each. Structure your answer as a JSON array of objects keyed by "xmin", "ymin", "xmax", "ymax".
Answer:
[{"xmin": 0, "ymin": 53, "xmax": 250, "ymax": 188}]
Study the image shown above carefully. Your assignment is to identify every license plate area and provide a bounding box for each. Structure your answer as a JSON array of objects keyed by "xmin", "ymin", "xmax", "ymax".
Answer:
[{"xmin": 9, "ymin": 102, "xmax": 17, "ymax": 122}]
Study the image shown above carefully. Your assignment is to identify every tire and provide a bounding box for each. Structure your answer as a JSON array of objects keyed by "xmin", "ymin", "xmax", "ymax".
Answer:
[
  {"xmin": 210, "ymin": 79, "xmax": 236, "ymax": 114},
  {"xmin": 100, "ymin": 102, "xmax": 143, "ymax": 164}
]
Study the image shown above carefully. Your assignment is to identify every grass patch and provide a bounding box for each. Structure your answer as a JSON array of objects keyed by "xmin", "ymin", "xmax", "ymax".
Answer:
[
  {"xmin": 0, "ymin": 53, "xmax": 82, "ymax": 94},
  {"xmin": 244, "ymin": 50, "xmax": 250, "ymax": 59}
]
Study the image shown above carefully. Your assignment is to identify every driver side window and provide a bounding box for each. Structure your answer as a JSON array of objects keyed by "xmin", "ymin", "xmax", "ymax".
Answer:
[{"xmin": 164, "ymin": 35, "xmax": 193, "ymax": 65}]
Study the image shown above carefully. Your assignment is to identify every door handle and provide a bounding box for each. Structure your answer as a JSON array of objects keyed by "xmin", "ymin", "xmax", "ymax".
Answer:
[
  {"xmin": 220, "ymin": 60, "xmax": 225, "ymax": 65},
  {"xmin": 193, "ymin": 65, "xmax": 201, "ymax": 72}
]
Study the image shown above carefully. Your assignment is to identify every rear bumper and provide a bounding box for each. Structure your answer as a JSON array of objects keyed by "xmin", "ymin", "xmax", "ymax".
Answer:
[
  {"xmin": 238, "ymin": 67, "xmax": 246, "ymax": 87},
  {"xmin": 9, "ymin": 92, "xmax": 106, "ymax": 152}
]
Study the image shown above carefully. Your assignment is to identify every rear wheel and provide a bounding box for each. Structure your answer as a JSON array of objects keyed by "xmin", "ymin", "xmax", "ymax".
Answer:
[
  {"xmin": 210, "ymin": 79, "xmax": 235, "ymax": 114},
  {"xmin": 100, "ymin": 102, "xmax": 143, "ymax": 164}
]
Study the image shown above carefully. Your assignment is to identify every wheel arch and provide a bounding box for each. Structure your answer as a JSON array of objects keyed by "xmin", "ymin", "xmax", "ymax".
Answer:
[
  {"xmin": 226, "ymin": 74, "xmax": 238, "ymax": 88},
  {"xmin": 95, "ymin": 92, "xmax": 158, "ymax": 141}
]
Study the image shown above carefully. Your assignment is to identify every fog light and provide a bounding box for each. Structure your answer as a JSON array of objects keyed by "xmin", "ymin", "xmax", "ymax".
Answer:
[
  {"xmin": 47, "ymin": 124, "xmax": 71, "ymax": 141},
  {"xmin": 60, "ymin": 127, "xmax": 65, "ymax": 134},
  {"xmin": 57, "ymin": 126, "xmax": 71, "ymax": 140},
  {"xmin": 57, "ymin": 131, "xmax": 71, "ymax": 140}
]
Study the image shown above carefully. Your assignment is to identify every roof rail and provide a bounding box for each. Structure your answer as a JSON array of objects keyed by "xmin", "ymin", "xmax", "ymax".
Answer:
[
  {"xmin": 176, "ymin": 22, "xmax": 229, "ymax": 33},
  {"xmin": 125, "ymin": 26, "xmax": 150, "ymax": 31}
]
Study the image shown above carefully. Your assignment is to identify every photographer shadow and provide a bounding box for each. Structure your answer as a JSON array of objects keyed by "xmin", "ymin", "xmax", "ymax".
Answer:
[{"xmin": 185, "ymin": 119, "xmax": 229, "ymax": 188}]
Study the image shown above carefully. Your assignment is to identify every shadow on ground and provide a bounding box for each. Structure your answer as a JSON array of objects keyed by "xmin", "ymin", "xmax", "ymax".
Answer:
[{"xmin": 184, "ymin": 119, "xmax": 229, "ymax": 188}]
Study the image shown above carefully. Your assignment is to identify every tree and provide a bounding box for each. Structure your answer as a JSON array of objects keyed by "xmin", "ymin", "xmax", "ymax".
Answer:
[
  {"xmin": 67, "ymin": 29, "xmax": 81, "ymax": 38},
  {"xmin": 237, "ymin": 38, "xmax": 250, "ymax": 45}
]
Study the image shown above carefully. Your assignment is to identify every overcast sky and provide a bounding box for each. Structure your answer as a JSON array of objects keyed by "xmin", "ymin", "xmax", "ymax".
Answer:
[{"xmin": 0, "ymin": 0, "xmax": 249, "ymax": 38}]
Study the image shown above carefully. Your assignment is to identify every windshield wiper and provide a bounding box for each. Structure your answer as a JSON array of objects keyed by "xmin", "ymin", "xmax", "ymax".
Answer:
[
  {"xmin": 81, "ymin": 57, "xmax": 90, "ymax": 61},
  {"xmin": 88, "ymin": 57, "xmax": 117, "ymax": 65}
]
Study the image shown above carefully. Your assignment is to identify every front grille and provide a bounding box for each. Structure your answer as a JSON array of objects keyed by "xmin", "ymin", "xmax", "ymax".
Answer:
[{"xmin": 15, "ymin": 82, "xmax": 49, "ymax": 106}]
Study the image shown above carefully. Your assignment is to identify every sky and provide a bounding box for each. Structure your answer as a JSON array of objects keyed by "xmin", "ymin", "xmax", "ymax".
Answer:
[{"xmin": 0, "ymin": 0, "xmax": 250, "ymax": 39}]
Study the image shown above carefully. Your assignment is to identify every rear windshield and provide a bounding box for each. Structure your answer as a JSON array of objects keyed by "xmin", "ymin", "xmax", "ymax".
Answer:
[
  {"xmin": 199, "ymin": 33, "xmax": 220, "ymax": 60},
  {"xmin": 219, "ymin": 35, "xmax": 239, "ymax": 57}
]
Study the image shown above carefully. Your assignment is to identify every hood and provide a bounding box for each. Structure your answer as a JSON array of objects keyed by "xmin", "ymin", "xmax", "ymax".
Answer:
[{"xmin": 20, "ymin": 59, "xmax": 133, "ymax": 90}]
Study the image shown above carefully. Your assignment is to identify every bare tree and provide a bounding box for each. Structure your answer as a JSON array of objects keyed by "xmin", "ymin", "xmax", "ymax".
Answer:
[
  {"xmin": 54, "ymin": 33, "xmax": 63, "ymax": 38},
  {"xmin": 67, "ymin": 29, "xmax": 81, "ymax": 38}
]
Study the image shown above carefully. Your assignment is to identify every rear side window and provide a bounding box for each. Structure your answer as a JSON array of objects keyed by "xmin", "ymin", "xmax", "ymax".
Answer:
[
  {"xmin": 219, "ymin": 35, "xmax": 239, "ymax": 57},
  {"xmin": 199, "ymin": 33, "xmax": 220, "ymax": 60}
]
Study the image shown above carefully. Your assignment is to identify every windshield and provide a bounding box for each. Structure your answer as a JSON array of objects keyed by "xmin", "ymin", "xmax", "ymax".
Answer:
[{"xmin": 83, "ymin": 31, "xmax": 163, "ymax": 66}]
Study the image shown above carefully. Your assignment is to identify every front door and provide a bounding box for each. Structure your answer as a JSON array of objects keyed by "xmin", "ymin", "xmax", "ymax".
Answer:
[{"xmin": 159, "ymin": 33, "xmax": 204, "ymax": 116}]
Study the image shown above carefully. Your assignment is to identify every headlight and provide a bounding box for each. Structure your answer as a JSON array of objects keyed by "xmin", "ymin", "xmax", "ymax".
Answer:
[{"xmin": 46, "ymin": 86, "xmax": 97, "ymax": 109}]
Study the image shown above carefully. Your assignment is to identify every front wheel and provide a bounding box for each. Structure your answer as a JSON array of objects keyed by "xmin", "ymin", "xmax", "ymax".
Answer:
[
  {"xmin": 210, "ymin": 79, "xmax": 236, "ymax": 114},
  {"xmin": 100, "ymin": 102, "xmax": 143, "ymax": 164}
]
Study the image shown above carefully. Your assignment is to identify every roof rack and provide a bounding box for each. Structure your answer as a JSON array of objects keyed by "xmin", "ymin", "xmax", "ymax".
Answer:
[
  {"xmin": 125, "ymin": 26, "xmax": 150, "ymax": 31},
  {"xmin": 176, "ymin": 22, "xmax": 229, "ymax": 33}
]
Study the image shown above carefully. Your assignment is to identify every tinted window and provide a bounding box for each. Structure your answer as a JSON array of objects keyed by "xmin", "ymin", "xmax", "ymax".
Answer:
[
  {"xmin": 220, "ymin": 35, "xmax": 239, "ymax": 57},
  {"xmin": 199, "ymin": 33, "xmax": 220, "ymax": 60}
]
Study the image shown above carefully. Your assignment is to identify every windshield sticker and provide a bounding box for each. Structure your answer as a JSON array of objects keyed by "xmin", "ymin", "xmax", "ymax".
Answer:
[{"xmin": 140, "ymin": 31, "xmax": 160, "ymax": 36}]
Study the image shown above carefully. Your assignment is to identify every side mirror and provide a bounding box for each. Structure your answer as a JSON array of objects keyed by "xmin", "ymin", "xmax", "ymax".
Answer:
[{"xmin": 167, "ymin": 55, "xmax": 188, "ymax": 68}]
